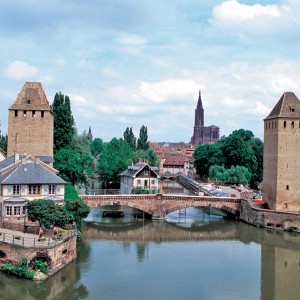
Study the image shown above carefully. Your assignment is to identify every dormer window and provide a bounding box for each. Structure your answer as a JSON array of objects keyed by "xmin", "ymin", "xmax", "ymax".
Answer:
[
  {"xmin": 26, "ymin": 100, "xmax": 31, "ymax": 104},
  {"xmin": 289, "ymin": 105, "xmax": 296, "ymax": 112}
]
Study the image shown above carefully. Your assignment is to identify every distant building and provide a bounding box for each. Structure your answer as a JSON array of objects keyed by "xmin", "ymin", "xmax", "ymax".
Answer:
[
  {"xmin": 0, "ymin": 154, "xmax": 66, "ymax": 224},
  {"xmin": 120, "ymin": 162, "xmax": 160, "ymax": 194},
  {"xmin": 190, "ymin": 91, "xmax": 219, "ymax": 146},
  {"xmin": 7, "ymin": 82, "xmax": 54, "ymax": 158},
  {"xmin": 263, "ymin": 92, "xmax": 300, "ymax": 212}
]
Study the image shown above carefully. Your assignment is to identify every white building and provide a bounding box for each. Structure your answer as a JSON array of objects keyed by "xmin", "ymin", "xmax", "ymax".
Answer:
[{"xmin": 120, "ymin": 163, "xmax": 160, "ymax": 194}]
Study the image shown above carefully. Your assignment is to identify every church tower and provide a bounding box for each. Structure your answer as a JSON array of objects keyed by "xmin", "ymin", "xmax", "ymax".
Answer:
[
  {"xmin": 191, "ymin": 91, "xmax": 219, "ymax": 146},
  {"xmin": 7, "ymin": 82, "xmax": 53, "ymax": 158},
  {"xmin": 263, "ymin": 92, "xmax": 300, "ymax": 211},
  {"xmin": 191, "ymin": 91, "xmax": 204, "ymax": 145}
]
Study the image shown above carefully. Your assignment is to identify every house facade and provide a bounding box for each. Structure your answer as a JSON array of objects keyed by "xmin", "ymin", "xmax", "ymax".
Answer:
[
  {"xmin": 120, "ymin": 163, "xmax": 160, "ymax": 194},
  {"xmin": 0, "ymin": 154, "xmax": 66, "ymax": 223}
]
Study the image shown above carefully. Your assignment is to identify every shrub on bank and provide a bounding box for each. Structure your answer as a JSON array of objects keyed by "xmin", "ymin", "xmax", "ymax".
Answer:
[{"xmin": 1, "ymin": 258, "xmax": 35, "ymax": 279}]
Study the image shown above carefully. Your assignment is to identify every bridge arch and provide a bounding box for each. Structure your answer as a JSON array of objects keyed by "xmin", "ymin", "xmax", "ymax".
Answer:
[{"xmin": 81, "ymin": 194, "xmax": 240, "ymax": 219}]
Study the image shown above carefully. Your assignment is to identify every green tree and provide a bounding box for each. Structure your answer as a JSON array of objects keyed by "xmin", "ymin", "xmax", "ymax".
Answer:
[
  {"xmin": 124, "ymin": 127, "xmax": 136, "ymax": 150},
  {"xmin": 54, "ymin": 148, "xmax": 94, "ymax": 186},
  {"xmin": 137, "ymin": 125, "xmax": 149, "ymax": 151},
  {"xmin": 250, "ymin": 138, "xmax": 264, "ymax": 184},
  {"xmin": 64, "ymin": 183, "xmax": 90, "ymax": 232},
  {"xmin": 98, "ymin": 138, "xmax": 133, "ymax": 188},
  {"xmin": 26, "ymin": 199, "xmax": 71, "ymax": 229},
  {"xmin": 52, "ymin": 92, "xmax": 75, "ymax": 153},
  {"xmin": 132, "ymin": 148, "xmax": 159, "ymax": 167},
  {"xmin": 90, "ymin": 138, "xmax": 104, "ymax": 157},
  {"xmin": 0, "ymin": 133, "xmax": 8, "ymax": 152}
]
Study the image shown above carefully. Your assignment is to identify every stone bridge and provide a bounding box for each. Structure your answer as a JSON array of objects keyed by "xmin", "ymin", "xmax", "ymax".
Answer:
[{"xmin": 81, "ymin": 194, "xmax": 241, "ymax": 219}]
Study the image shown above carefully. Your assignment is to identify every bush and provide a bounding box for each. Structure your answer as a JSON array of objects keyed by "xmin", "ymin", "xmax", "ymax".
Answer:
[
  {"xmin": 1, "ymin": 258, "xmax": 35, "ymax": 279},
  {"xmin": 33, "ymin": 259, "xmax": 48, "ymax": 274}
]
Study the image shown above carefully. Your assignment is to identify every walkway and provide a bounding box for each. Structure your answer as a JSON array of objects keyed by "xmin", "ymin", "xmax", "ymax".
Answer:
[{"xmin": 0, "ymin": 228, "xmax": 76, "ymax": 248}]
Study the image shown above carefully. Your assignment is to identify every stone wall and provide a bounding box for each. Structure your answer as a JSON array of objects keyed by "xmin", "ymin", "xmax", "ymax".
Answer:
[
  {"xmin": 240, "ymin": 199, "xmax": 300, "ymax": 230},
  {"xmin": 0, "ymin": 235, "xmax": 76, "ymax": 275}
]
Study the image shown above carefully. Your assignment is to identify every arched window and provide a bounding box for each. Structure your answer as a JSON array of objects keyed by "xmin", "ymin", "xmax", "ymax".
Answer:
[{"xmin": 284, "ymin": 121, "xmax": 287, "ymax": 128}]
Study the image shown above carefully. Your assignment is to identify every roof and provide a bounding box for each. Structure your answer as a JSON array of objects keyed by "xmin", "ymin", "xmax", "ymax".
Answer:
[
  {"xmin": 0, "ymin": 162, "xmax": 66, "ymax": 185},
  {"xmin": 265, "ymin": 92, "xmax": 300, "ymax": 120},
  {"xmin": 4, "ymin": 197, "xmax": 27, "ymax": 203},
  {"xmin": 120, "ymin": 163, "xmax": 159, "ymax": 178},
  {"xmin": 0, "ymin": 155, "xmax": 54, "ymax": 170},
  {"xmin": 9, "ymin": 82, "xmax": 52, "ymax": 112},
  {"xmin": 163, "ymin": 155, "xmax": 189, "ymax": 166}
]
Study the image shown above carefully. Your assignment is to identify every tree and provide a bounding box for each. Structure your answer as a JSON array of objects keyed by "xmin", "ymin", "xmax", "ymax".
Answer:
[
  {"xmin": 123, "ymin": 127, "xmax": 136, "ymax": 150},
  {"xmin": 26, "ymin": 199, "xmax": 71, "ymax": 229},
  {"xmin": 0, "ymin": 134, "xmax": 8, "ymax": 152},
  {"xmin": 132, "ymin": 148, "xmax": 159, "ymax": 167},
  {"xmin": 54, "ymin": 148, "xmax": 94, "ymax": 186},
  {"xmin": 137, "ymin": 125, "xmax": 149, "ymax": 150},
  {"xmin": 98, "ymin": 138, "xmax": 133, "ymax": 188},
  {"xmin": 64, "ymin": 183, "xmax": 90, "ymax": 232},
  {"xmin": 250, "ymin": 138, "xmax": 264, "ymax": 184},
  {"xmin": 52, "ymin": 92, "xmax": 75, "ymax": 153},
  {"xmin": 90, "ymin": 138, "xmax": 104, "ymax": 157}
]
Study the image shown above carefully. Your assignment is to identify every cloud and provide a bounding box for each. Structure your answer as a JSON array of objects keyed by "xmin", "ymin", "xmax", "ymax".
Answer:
[
  {"xmin": 102, "ymin": 67, "xmax": 119, "ymax": 78},
  {"xmin": 119, "ymin": 34, "xmax": 147, "ymax": 46},
  {"xmin": 213, "ymin": 0, "xmax": 281, "ymax": 24},
  {"xmin": 3, "ymin": 61, "xmax": 39, "ymax": 80}
]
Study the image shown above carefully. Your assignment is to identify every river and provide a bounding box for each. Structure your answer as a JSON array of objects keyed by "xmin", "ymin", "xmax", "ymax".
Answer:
[{"xmin": 0, "ymin": 206, "xmax": 300, "ymax": 300}]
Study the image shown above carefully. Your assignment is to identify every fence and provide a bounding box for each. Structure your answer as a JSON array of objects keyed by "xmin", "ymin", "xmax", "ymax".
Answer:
[{"xmin": 0, "ymin": 229, "xmax": 77, "ymax": 248}]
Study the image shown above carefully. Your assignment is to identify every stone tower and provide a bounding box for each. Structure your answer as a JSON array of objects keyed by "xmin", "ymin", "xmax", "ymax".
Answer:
[
  {"xmin": 190, "ymin": 91, "xmax": 220, "ymax": 146},
  {"xmin": 263, "ymin": 92, "xmax": 300, "ymax": 211},
  {"xmin": 7, "ymin": 82, "xmax": 53, "ymax": 158}
]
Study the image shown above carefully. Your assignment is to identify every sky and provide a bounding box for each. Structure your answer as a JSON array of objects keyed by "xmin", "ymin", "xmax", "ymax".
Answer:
[{"xmin": 1, "ymin": 0, "xmax": 300, "ymax": 142}]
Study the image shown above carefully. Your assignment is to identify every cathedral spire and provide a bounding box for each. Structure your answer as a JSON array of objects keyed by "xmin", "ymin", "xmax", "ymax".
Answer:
[{"xmin": 196, "ymin": 90, "xmax": 203, "ymax": 110}]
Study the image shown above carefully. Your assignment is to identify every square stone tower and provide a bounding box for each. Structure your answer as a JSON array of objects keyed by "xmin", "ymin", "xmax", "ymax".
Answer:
[
  {"xmin": 7, "ymin": 82, "xmax": 53, "ymax": 158},
  {"xmin": 263, "ymin": 92, "xmax": 300, "ymax": 211}
]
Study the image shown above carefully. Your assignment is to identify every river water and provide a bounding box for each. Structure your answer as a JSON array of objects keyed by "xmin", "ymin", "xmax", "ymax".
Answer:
[{"xmin": 0, "ymin": 206, "xmax": 300, "ymax": 300}]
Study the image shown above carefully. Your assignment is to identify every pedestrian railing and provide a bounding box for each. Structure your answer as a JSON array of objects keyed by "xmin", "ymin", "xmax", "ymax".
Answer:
[{"xmin": 0, "ymin": 229, "xmax": 77, "ymax": 248}]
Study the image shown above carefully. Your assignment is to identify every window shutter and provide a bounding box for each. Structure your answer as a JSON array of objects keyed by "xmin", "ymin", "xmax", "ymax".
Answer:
[
  {"xmin": 44, "ymin": 185, "xmax": 49, "ymax": 195},
  {"xmin": 7, "ymin": 185, "xmax": 12, "ymax": 196},
  {"xmin": 21, "ymin": 185, "xmax": 26, "ymax": 196},
  {"xmin": 57, "ymin": 185, "xmax": 61, "ymax": 194}
]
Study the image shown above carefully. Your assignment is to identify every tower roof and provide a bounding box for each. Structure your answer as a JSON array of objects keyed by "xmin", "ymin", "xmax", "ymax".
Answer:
[
  {"xmin": 196, "ymin": 90, "xmax": 203, "ymax": 110},
  {"xmin": 9, "ymin": 82, "xmax": 52, "ymax": 111},
  {"xmin": 265, "ymin": 92, "xmax": 300, "ymax": 120}
]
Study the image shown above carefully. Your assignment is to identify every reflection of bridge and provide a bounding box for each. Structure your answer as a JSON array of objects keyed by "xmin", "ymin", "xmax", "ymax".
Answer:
[
  {"xmin": 81, "ymin": 194, "xmax": 240, "ymax": 219},
  {"xmin": 83, "ymin": 220, "xmax": 238, "ymax": 242}
]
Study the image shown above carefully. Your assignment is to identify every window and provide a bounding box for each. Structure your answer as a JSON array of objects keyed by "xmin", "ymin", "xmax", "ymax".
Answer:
[
  {"xmin": 23, "ymin": 110, "xmax": 27, "ymax": 117},
  {"xmin": 28, "ymin": 185, "xmax": 41, "ymax": 195},
  {"xmin": 284, "ymin": 121, "xmax": 286, "ymax": 128},
  {"xmin": 286, "ymin": 185, "xmax": 289, "ymax": 190},
  {"xmin": 13, "ymin": 185, "xmax": 20, "ymax": 196},
  {"xmin": 6, "ymin": 206, "xmax": 12, "ymax": 216},
  {"xmin": 49, "ymin": 184, "xmax": 55, "ymax": 194},
  {"xmin": 292, "ymin": 121, "xmax": 294, "ymax": 128},
  {"xmin": 14, "ymin": 110, "xmax": 18, "ymax": 117},
  {"xmin": 26, "ymin": 100, "xmax": 31, "ymax": 104},
  {"xmin": 14, "ymin": 206, "xmax": 21, "ymax": 215},
  {"xmin": 144, "ymin": 170, "xmax": 149, "ymax": 175},
  {"xmin": 32, "ymin": 110, "xmax": 35, "ymax": 117},
  {"xmin": 151, "ymin": 180, "xmax": 155, "ymax": 185},
  {"xmin": 137, "ymin": 180, "xmax": 141, "ymax": 185},
  {"xmin": 41, "ymin": 111, "xmax": 44, "ymax": 118}
]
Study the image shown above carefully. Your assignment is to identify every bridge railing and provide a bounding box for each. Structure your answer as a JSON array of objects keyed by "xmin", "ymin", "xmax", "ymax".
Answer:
[{"xmin": 0, "ymin": 229, "xmax": 77, "ymax": 248}]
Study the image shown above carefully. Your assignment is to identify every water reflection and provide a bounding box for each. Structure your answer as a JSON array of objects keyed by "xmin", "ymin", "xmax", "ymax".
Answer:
[{"xmin": 0, "ymin": 208, "xmax": 300, "ymax": 300}]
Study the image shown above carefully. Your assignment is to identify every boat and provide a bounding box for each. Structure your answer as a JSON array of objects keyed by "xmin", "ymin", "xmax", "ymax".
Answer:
[{"xmin": 102, "ymin": 210, "xmax": 124, "ymax": 218}]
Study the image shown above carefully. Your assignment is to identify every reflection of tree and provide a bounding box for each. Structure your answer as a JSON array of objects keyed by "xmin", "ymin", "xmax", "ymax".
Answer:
[{"xmin": 136, "ymin": 242, "xmax": 148, "ymax": 263}]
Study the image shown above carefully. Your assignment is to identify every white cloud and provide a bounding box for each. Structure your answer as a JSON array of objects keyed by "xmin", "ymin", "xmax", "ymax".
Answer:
[
  {"xmin": 213, "ymin": 0, "xmax": 281, "ymax": 24},
  {"xmin": 102, "ymin": 67, "xmax": 119, "ymax": 78},
  {"xmin": 3, "ymin": 61, "xmax": 39, "ymax": 80},
  {"xmin": 119, "ymin": 34, "xmax": 147, "ymax": 46},
  {"xmin": 53, "ymin": 58, "xmax": 65, "ymax": 67}
]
